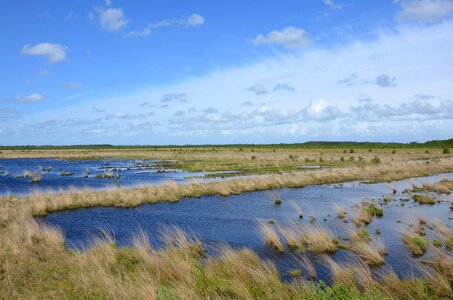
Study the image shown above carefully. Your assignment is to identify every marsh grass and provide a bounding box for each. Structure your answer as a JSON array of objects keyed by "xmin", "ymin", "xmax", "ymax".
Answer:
[
  {"xmin": 333, "ymin": 203, "xmax": 345, "ymax": 218},
  {"xmin": 403, "ymin": 232, "xmax": 428, "ymax": 256},
  {"xmin": 2, "ymin": 158, "xmax": 449, "ymax": 218},
  {"xmin": 270, "ymin": 193, "xmax": 282, "ymax": 205},
  {"xmin": 290, "ymin": 200, "xmax": 303, "ymax": 219},
  {"xmin": 301, "ymin": 225, "xmax": 337, "ymax": 254},
  {"xmin": 349, "ymin": 228, "xmax": 371, "ymax": 242},
  {"xmin": 1, "ymin": 156, "xmax": 453, "ymax": 298},
  {"xmin": 60, "ymin": 171, "xmax": 74, "ymax": 176},
  {"xmin": 413, "ymin": 194, "xmax": 436, "ymax": 205},
  {"xmin": 277, "ymin": 223, "xmax": 301, "ymax": 250},
  {"xmin": 298, "ymin": 255, "xmax": 317, "ymax": 279},
  {"xmin": 258, "ymin": 221, "xmax": 285, "ymax": 253}
]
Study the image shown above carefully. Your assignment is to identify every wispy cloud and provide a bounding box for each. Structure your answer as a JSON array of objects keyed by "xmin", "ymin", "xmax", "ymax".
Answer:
[
  {"xmin": 161, "ymin": 93, "xmax": 187, "ymax": 103},
  {"xmin": 126, "ymin": 13, "xmax": 205, "ymax": 38},
  {"xmin": 64, "ymin": 11, "xmax": 78, "ymax": 21},
  {"xmin": 0, "ymin": 108, "xmax": 22, "ymax": 120},
  {"xmin": 16, "ymin": 94, "xmax": 45, "ymax": 103},
  {"xmin": 323, "ymin": 0, "xmax": 343, "ymax": 10},
  {"xmin": 105, "ymin": 112, "xmax": 151, "ymax": 120},
  {"xmin": 338, "ymin": 74, "xmax": 397, "ymax": 88},
  {"xmin": 63, "ymin": 83, "xmax": 81, "ymax": 90}
]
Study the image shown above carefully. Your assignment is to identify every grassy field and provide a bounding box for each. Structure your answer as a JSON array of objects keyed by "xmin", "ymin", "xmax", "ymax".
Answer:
[
  {"xmin": 1, "ymin": 144, "xmax": 453, "ymax": 299},
  {"xmin": 1, "ymin": 142, "xmax": 452, "ymax": 175}
]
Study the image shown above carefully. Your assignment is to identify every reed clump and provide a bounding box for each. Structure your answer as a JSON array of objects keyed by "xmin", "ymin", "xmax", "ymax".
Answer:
[
  {"xmin": 333, "ymin": 203, "xmax": 345, "ymax": 218},
  {"xmin": 348, "ymin": 242, "xmax": 386, "ymax": 266},
  {"xmin": 413, "ymin": 194, "xmax": 436, "ymax": 205},
  {"xmin": 301, "ymin": 225, "xmax": 337, "ymax": 254},
  {"xmin": 403, "ymin": 233, "xmax": 428, "ymax": 256},
  {"xmin": 258, "ymin": 221, "xmax": 284, "ymax": 253}
]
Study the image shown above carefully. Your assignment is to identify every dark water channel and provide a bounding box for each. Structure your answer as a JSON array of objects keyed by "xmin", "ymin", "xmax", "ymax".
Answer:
[{"xmin": 0, "ymin": 158, "xmax": 207, "ymax": 195}]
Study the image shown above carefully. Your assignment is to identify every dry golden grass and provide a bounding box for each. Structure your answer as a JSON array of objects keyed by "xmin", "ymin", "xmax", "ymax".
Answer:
[
  {"xmin": 301, "ymin": 225, "xmax": 337, "ymax": 254},
  {"xmin": 290, "ymin": 200, "xmax": 303, "ymax": 219},
  {"xmin": 321, "ymin": 256, "xmax": 375, "ymax": 292},
  {"xmin": 298, "ymin": 255, "xmax": 317, "ymax": 279},
  {"xmin": 333, "ymin": 203, "xmax": 346, "ymax": 218},
  {"xmin": 277, "ymin": 223, "xmax": 301, "ymax": 250},
  {"xmin": 258, "ymin": 221, "xmax": 285, "ymax": 253},
  {"xmin": 349, "ymin": 242, "xmax": 386, "ymax": 266}
]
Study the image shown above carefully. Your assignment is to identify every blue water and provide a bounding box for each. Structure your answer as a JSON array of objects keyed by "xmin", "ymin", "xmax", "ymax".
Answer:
[
  {"xmin": 38, "ymin": 173, "xmax": 453, "ymax": 282},
  {"xmin": 0, "ymin": 158, "xmax": 205, "ymax": 195}
]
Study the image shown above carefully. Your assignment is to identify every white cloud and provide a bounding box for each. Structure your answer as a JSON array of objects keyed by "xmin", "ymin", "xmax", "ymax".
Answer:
[
  {"xmin": 21, "ymin": 43, "xmax": 66, "ymax": 63},
  {"xmin": 126, "ymin": 13, "xmax": 204, "ymax": 38},
  {"xmin": 161, "ymin": 93, "xmax": 187, "ymax": 103},
  {"xmin": 246, "ymin": 84, "xmax": 268, "ymax": 95},
  {"xmin": 375, "ymin": 74, "xmax": 397, "ymax": 88},
  {"xmin": 96, "ymin": 7, "xmax": 128, "ymax": 32},
  {"xmin": 273, "ymin": 83, "xmax": 295, "ymax": 92},
  {"xmin": 302, "ymin": 100, "xmax": 342, "ymax": 121},
  {"xmin": 16, "ymin": 94, "xmax": 44, "ymax": 103},
  {"xmin": 126, "ymin": 27, "xmax": 152, "ymax": 38},
  {"xmin": 4, "ymin": 21, "xmax": 453, "ymax": 144},
  {"xmin": 105, "ymin": 112, "xmax": 150, "ymax": 120},
  {"xmin": 186, "ymin": 14, "xmax": 204, "ymax": 26},
  {"xmin": 323, "ymin": 0, "xmax": 343, "ymax": 10},
  {"xmin": 0, "ymin": 108, "xmax": 22, "ymax": 119},
  {"xmin": 152, "ymin": 13, "xmax": 205, "ymax": 28},
  {"xmin": 338, "ymin": 74, "xmax": 397, "ymax": 88},
  {"xmin": 64, "ymin": 12, "xmax": 78, "ymax": 21},
  {"xmin": 63, "ymin": 83, "xmax": 81, "ymax": 90},
  {"xmin": 351, "ymin": 97, "xmax": 453, "ymax": 121},
  {"xmin": 252, "ymin": 26, "xmax": 311, "ymax": 49},
  {"xmin": 397, "ymin": 0, "xmax": 453, "ymax": 22}
]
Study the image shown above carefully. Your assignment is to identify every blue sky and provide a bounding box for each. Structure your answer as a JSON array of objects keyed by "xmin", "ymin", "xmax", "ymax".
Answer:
[{"xmin": 1, "ymin": 0, "xmax": 453, "ymax": 145}]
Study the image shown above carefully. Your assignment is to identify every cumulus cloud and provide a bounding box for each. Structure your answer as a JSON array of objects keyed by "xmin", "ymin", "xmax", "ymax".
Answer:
[
  {"xmin": 323, "ymin": 0, "xmax": 343, "ymax": 10},
  {"xmin": 91, "ymin": 106, "xmax": 105, "ymax": 113},
  {"xmin": 252, "ymin": 26, "xmax": 311, "ymax": 49},
  {"xmin": 105, "ymin": 112, "xmax": 150, "ymax": 120},
  {"xmin": 241, "ymin": 101, "xmax": 255, "ymax": 106},
  {"xmin": 338, "ymin": 74, "xmax": 397, "ymax": 88},
  {"xmin": 375, "ymin": 74, "xmax": 397, "ymax": 87},
  {"xmin": 95, "ymin": 6, "xmax": 128, "ymax": 32},
  {"xmin": 273, "ymin": 83, "xmax": 295, "ymax": 92},
  {"xmin": 301, "ymin": 100, "xmax": 342, "ymax": 121},
  {"xmin": 186, "ymin": 14, "xmax": 205, "ymax": 26},
  {"xmin": 21, "ymin": 43, "xmax": 66, "ymax": 63},
  {"xmin": 16, "ymin": 94, "xmax": 45, "ymax": 103},
  {"xmin": 246, "ymin": 84, "xmax": 268, "ymax": 95},
  {"xmin": 161, "ymin": 93, "xmax": 187, "ymax": 103},
  {"xmin": 337, "ymin": 74, "xmax": 359, "ymax": 86},
  {"xmin": 396, "ymin": 0, "xmax": 453, "ymax": 22},
  {"xmin": 351, "ymin": 97, "xmax": 453, "ymax": 121}
]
